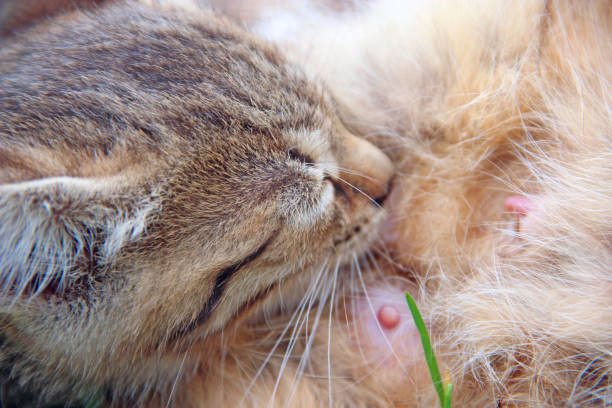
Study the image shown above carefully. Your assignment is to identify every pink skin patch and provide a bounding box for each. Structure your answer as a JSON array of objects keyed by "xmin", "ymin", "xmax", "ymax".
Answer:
[
  {"xmin": 377, "ymin": 304, "xmax": 401, "ymax": 329},
  {"xmin": 504, "ymin": 195, "xmax": 544, "ymax": 234},
  {"xmin": 351, "ymin": 283, "xmax": 437, "ymax": 398},
  {"xmin": 504, "ymin": 195, "xmax": 534, "ymax": 216},
  {"xmin": 353, "ymin": 284, "xmax": 422, "ymax": 366}
]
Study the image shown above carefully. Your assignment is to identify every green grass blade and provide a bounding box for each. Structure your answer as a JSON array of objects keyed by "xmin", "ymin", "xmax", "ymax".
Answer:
[
  {"xmin": 443, "ymin": 383, "xmax": 453, "ymax": 408},
  {"xmin": 405, "ymin": 292, "xmax": 446, "ymax": 407}
]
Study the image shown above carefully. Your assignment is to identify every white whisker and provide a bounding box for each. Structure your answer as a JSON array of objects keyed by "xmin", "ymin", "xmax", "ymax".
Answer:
[
  {"xmin": 284, "ymin": 258, "xmax": 336, "ymax": 407},
  {"xmin": 240, "ymin": 260, "xmax": 328, "ymax": 407},
  {"xmin": 267, "ymin": 258, "xmax": 330, "ymax": 407},
  {"xmin": 166, "ymin": 348, "xmax": 189, "ymax": 408},
  {"xmin": 317, "ymin": 162, "xmax": 380, "ymax": 183},
  {"xmin": 334, "ymin": 175, "xmax": 382, "ymax": 208},
  {"xmin": 327, "ymin": 259, "xmax": 340, "ymax": 407}
]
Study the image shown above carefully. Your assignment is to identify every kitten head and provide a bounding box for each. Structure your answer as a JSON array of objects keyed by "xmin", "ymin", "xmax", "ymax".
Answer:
[{"xmin": 0, "ymin": 1, "xmax": 392, "ymax": 400}]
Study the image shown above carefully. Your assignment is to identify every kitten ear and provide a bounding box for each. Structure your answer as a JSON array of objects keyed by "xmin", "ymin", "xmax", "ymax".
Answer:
[
  {"xmin": 0, "ymin": 176, "xmax": 159, "ymax": 300},
  {"xmin": 0, "ymin": 0, "xmax": 103, "ymax": 35}
]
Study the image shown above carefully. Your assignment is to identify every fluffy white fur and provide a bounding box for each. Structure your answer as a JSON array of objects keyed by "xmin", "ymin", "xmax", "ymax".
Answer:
[{"xmin": 0, "ymin": 177, "xmax": 159, "ymax": 300}]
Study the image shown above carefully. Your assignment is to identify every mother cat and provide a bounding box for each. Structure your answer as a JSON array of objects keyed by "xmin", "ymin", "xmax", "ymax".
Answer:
[{"xmin": 2, "ymin": 0, "xmax": 612, "ymax": 407}]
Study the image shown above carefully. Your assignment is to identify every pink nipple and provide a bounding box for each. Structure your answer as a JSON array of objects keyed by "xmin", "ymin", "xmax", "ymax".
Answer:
[
  {"xmin": 377, "ymin": 305, "xmax": 401, "ymax": 329},
  {"xmin": 504, "ymin": 195, "xmax": 534, "ymax": 216}
]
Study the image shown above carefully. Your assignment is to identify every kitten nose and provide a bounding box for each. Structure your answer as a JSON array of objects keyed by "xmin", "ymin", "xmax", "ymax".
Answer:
[{"xmin": 340, "ymin": 132, "xmax": 394, "ymax": 204}]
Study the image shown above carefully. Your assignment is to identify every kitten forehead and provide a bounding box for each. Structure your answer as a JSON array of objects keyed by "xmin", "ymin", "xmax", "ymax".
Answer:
[{"xmin": 0, "ymin": 2, "xmax": 330, "ymax": 170}]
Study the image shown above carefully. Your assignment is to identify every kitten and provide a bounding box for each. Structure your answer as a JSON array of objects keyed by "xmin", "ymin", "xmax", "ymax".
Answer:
[{"xmin": 0, "ymin": 1, "xmax": 393, "ymax": 405}]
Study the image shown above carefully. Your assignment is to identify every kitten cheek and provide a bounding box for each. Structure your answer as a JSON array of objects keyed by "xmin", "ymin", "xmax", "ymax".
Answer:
[
  {"xmin": 317, "ymin": 181, "xmax": 335, "ymax": 215},
  {"xmin": 277, "ymin": 180, "xmax": 334, "ymax": 227}
]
